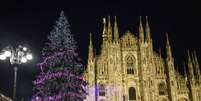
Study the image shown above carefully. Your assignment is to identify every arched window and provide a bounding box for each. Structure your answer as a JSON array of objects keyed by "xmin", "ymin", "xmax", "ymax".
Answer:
[
  {"xmin": 129, "ymin": 87, "xmax": 136, "ymax": 100},
  {"xmin": 158, "ymin": 82, "xmax": 167, "ymax": 95},
  {"xmin": 99, "ymin": 84, "xmax": 106, "ymax": 96},
  {"xmin": 126, "ymin": 56, "xmax": 134, "ymax": 74}
]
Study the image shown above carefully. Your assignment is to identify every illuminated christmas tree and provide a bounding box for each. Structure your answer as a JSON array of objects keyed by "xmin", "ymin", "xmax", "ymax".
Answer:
[{"xmin": 32, "ymin": 11, "xmax": 87, "ymax": 101}]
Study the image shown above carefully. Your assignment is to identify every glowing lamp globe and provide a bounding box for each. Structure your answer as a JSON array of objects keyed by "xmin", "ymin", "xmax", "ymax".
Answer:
[
  {"xmin": 26, "ymin": 54, "xmax": 33, "ymax": 60},
  {"xmin": 23, "ymin": 47, "xmax": 27, "ymax": 51},
  {"xmin": 4, "ymin": 51, "xmax": 11, "ymax": 57},
  {"xmin": 0, "ymin": 54, "xmax": 6, "ymax": 60},
  {"xmin": 21, "ymin": 57, "xmax": 27, "ymax": 63}
]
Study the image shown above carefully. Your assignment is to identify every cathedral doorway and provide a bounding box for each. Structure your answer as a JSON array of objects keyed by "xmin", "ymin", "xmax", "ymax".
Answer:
[{"xmin": 128, "ymin": 87, "xmax": 136, "ymax": 100}]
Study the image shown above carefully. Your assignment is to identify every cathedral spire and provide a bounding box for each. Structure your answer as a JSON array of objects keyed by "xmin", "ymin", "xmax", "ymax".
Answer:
[
  {"xmin": 107, "ymin": 16, "xmax": 112, "ymax": 41},
  {"xmin": 187, "ymin": 50, "xmax": 194, "ymax": 78},
  {"xmin": 89, "ymin": 32, "xmax": 93, "ymax": 48},
  {"xmin": 166, "ymin": 33, "xmax": 172, "ymax": 59},
  {"xmin": 102, "ymin": 17, "xmax": 107, "ymax": 39},
  {"xmin": 139, "ymin": 16, "xmax": 144, "ymax": 43},
  {"xmin": 183, "ymin": 62, "xmax": 187, "ymax": 77},
  {"xmin": 145, "ymin": 16, "xmax": 151, "ymax": 42},
  {"xmin": 193, "ymin": 50, "xmax": 200, "ymax": 76},
  {"xmin": 88, "ymin": 32, "xmax": 94, "ymax": 59},
  {"xmin": 183, "ymin": 62, "xmax": 188, "ymax": 82},
  {"xmin": 166, "ymin": 33, "xmax": 175, "ymax": 73},
  {"xmin": 159, "ymin": 48, "xmax": 164, "ymax": 74},
  {"xmin": 159, "ymin": 48, "xmax": 162, "ymax": 57},
  {"xmin": 114, "ymin": 16, "xmax": 119, "ymax": 42}
]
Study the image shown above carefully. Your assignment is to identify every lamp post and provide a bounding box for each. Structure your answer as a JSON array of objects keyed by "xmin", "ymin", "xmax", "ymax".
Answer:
[{"xmin": 0, "ymin": 45, "xmax": 33, "ymax": 101}]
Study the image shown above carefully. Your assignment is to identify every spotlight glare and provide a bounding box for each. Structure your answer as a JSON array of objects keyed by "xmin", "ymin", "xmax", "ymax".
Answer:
[{"xmin": 36, "ymin": 97, "xmax": 39, "ymax": 99}]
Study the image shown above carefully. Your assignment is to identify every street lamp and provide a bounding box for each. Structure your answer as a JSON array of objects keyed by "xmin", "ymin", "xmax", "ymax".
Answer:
[{"xmin": 0, "ymin": 45, "xmax": 33, "ymax": 101}]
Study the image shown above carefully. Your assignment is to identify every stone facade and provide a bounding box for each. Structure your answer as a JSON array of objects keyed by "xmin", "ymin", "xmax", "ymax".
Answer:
[
  {"xmin": 84, "ymin": 16, "xmax": 201, "ymax": 101},
  {"xmin": 0, "ymin": 93, "xmax": 12, "ymax": 101}
]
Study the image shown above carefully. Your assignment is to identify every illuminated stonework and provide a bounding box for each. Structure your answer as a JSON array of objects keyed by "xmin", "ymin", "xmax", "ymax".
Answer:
[
  {"xmin": 84, "ymin": 16, "xmax": 201, "ymax": 101},
  {"xmin": 0, "ymin": 93, "xmax": 12, "ymax": 101}
]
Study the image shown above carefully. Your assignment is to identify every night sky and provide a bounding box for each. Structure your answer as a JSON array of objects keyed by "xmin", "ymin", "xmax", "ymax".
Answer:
[{"xmin": 0, "ymin": 0, "xmax": 200, "ymax": 100}]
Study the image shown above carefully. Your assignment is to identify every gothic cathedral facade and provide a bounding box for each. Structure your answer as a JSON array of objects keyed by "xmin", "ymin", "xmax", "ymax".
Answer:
[{"xmin": 84, "ymin": 16, "xmax": 201, "ymax": 101}]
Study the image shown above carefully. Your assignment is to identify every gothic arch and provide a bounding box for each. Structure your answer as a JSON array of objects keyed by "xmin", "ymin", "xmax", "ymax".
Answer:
[
  {"xmin": 99, "ymin": 84, "xmax": 106, "ymax": 96},
  {"xmin": 121, "ymin": 31, "xmax": 136, "ymax": 48},
  {"xmin": 128, "ymin": 87, "xmax": 136, "ymax": 100},
  {"xmin": 158, "ymin": 82, "xmax": 167, "ymax": 95},
  {"xmin": 125, "ymin": 54, "xmax": 135, "ymax": 75}
]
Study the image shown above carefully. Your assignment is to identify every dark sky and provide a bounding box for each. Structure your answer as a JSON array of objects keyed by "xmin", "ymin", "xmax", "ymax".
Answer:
[{"xmin": 0, "ymin": 0, "xmax": 200, "ymax": 100}]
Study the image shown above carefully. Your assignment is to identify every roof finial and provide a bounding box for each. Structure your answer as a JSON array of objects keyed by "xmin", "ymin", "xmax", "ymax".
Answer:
[
  {"xmin": 166, "ymin": 32, "xmax": 172, "ymax": 58},
  {"xmin": 145, "ymin": 16, "xmax": 151, "ymax": 42},
  {"xmin": 139, "ymin": 16, "xmax": 144, "ymax": 43},
  {"xmin": 102, "ymin": 17, "xmax": 107, "ymax": 38},
  {"xmin": 193, "ymin": 50, "xmax": 200, "ymax": 75},
  {"xmin": 183, "ymin": 62, "xmax": 187, "ymax": 79},
  {"xmin": 88, "ymin": 32, "xmax": 94, "ymax": 59},
  {"xmin": 187, "ymin": 50, "xmax": 194, "ymax": 77},
  {"xmin": 89, "ymin": 32, "xmax": 93, "ymax": 47},
  {"xmin": 107, "ymin": 16, "xmax": 112, "ymax": 41},
  {"xmin": 114, "ymin": 16, "xmax": 119, "ymax": 41}
]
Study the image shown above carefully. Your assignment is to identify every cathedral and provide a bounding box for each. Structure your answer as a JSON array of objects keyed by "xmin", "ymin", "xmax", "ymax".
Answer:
[{"xmin": 84, "ymin": 16, "xmax": 201, "ymax": 101}]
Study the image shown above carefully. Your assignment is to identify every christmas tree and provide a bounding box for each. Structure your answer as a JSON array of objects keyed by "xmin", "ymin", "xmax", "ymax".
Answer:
[{"xmin": 32, "ymin": 11, "xmax": 87, "ymax": 101}]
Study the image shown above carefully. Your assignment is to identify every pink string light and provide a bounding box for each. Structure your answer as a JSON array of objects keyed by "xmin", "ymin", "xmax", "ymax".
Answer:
[
  {"xmin": 34, "ymin": 70, "xmax": 84, "ymax": 85},
  {"xmin": 39, "ymin": 48, "xmax": 80, "ymax": 72},
  {"xmin": 32, "ymin": 92, "xmax": 85, "ymax": 101}
]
